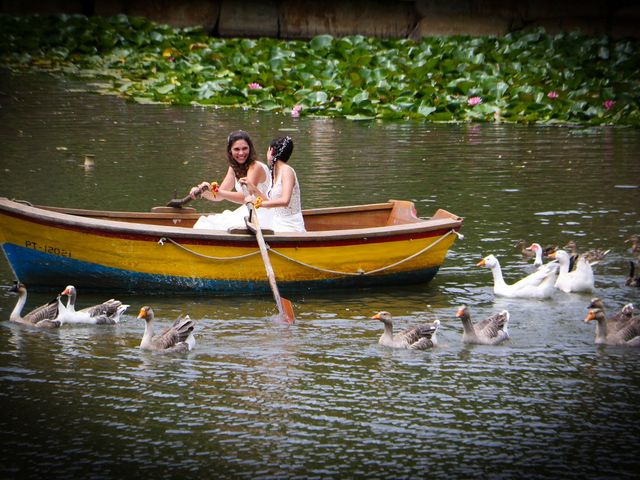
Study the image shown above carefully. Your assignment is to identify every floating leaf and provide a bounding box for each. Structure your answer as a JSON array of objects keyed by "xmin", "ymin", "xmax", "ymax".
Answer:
[
  {"xmin": 495, "ymin": 81, "xmax": 509, "ymax": 99},
  {"xmin": 352, "ymin": 90, "xmax": 369, "ymax": 104},
  {"xmin": 0, "ymin": 15, "xmax": 638, "ymax": 125},
  {"xmin": 257, "ymin": 99, "xmax": 279, "ymax": 111},
  {"xmin": 155, "ymin": 83, "xmax": 176, "ymax": 94},
  {"xmin": 429, "ymin": 111, "xmax": 454, "ymax": 121},
  {"xmin": 310, "ymin": 34, "xmax": 333, "ymax": 51},
  {"xmin": 417, "ymin": 102, "xmax": 437, "ymax": 117},
  {"xmin": 306, "ymin": 91, "xmax": 328, "ymax": 104},
  {"xmin": 132, "ymin": 96, "xmax": 162, "ymax": 104},
  {"xmin": 345, "ymin": 113, "xmax": 375, "ymax": 121}
]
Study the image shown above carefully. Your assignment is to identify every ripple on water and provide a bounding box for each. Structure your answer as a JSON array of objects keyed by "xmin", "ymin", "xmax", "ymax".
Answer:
[{"xmin": 1, "ymin": 74, "xmax": 640, "ymax": 478}]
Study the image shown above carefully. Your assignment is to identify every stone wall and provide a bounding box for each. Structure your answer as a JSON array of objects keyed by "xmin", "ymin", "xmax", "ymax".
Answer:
[{"xmin": 1, "ymin": 0, "xmax": 638, "ymax": 39}]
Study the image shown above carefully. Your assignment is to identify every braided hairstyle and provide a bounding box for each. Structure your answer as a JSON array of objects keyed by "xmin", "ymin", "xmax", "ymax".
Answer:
[
  {"xmin": 226, "ymin": 130, "xmax": 258, "ymax": 179},
  {"xmin": 268, "ymin": 136, "xmax": 294, "ymax": 185}
]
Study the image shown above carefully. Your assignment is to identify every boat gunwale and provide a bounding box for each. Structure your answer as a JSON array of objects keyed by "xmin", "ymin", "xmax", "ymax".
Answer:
[{"xmin": 36, "ymin": 200, "xmax": 402, "ymax": 219}]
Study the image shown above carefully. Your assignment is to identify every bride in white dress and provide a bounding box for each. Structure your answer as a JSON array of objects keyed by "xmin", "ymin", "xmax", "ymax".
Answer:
[
  {"xmin": 191, "ymin": 130, "xmax": 273, "ymax": 231},
  {"xmin": 240, "ymin": 136, "xmax": 305, "ymax": 233}
]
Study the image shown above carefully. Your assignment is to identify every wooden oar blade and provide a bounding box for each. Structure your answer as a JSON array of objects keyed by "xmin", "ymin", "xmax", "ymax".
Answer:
[
  {"xmin": 166, "ymin": 184, "xmax": 211, "ymax": 208},
  {"xmin": 281, "ymin": 297, "xmax": 295, "ymax": 324},
  {"xmin": 166, "ymin": 196, "xmax": 192, "ymax": 208}
]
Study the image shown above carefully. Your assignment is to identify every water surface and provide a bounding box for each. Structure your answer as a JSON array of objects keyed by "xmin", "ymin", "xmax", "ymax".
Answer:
[{"xmin": 1, "ymin": 71, "xmax": 639, "ymax": 478}]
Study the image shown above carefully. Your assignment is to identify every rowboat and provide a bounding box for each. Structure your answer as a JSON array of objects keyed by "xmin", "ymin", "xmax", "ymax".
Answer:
[{"xmin": 0, "ymin": 197, "xmax": 463, "ymax": 294}]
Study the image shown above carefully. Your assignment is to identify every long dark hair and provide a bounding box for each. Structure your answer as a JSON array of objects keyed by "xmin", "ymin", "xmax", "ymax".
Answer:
[
  {"xmin": 226, "ymin": 130, "xmax": 258, "ymax": 179},
  {"xmin": 268, "ymin": 136, "xmax": 294, "ymax": 185}
]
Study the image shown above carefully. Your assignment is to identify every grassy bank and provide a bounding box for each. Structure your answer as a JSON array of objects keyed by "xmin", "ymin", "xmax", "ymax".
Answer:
[{"xmin": 1, "ymin": 14, "xmax": 639, "ymax": 125}]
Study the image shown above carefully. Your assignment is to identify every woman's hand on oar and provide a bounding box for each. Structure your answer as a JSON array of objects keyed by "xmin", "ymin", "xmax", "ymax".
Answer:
[
  {"xmin": 165, "ymin": 181, "xmax": 218, "ymax": 208},
  {"xmin": 189, "ymin": 181, "xmax": 219, "ymax": 200},
  {"xmin": 189, "ymin": 182, "xmax": 208, "ymax": 199}
]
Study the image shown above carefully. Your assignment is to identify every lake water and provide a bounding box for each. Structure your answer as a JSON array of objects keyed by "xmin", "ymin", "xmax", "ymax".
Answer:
[{"xmin": 1, "ymin": 70, "xmax": 639, "ymax": 479}]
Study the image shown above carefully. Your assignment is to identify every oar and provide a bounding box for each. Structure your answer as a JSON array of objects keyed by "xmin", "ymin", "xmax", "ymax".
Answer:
[
  {"xmin": 166, "ymin": 194, "xmax": 196, "ymax": 209},
  {"xmin": 241, "ymin": 186, "xmax": 295, "ymax": 324},
  {"xmin": 165, "ymin": 182, "xmax": 217, "ymax": 208},
  {"xmin": 167, "ymin": 185, "xmax": 209, "ymax": 208}
]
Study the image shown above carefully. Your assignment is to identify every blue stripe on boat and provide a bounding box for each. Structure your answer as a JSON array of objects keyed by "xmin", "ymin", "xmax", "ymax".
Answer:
[{"xmin": 2, "ymin": 243, "xmax": 439, "ymax": 294}]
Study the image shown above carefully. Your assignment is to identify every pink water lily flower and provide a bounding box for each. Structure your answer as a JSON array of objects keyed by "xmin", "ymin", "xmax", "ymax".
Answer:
[
  {"xmin": 603, "ymin": 99, "xmax": 616, "ymax": 110},
  {"xmin": 547, "ymin": 91, "xmax": 558, "ymax": 99},
  {"xmin": 248, "ymin": 82, "xmax": 262, "ymax": 90},
  {"xmin": 291, "ymin": 105, "xmax": 302, "ymax": 117},
  {"xmin": 468, "ymin": 96, "xmax": 482, "ymax": 106}
]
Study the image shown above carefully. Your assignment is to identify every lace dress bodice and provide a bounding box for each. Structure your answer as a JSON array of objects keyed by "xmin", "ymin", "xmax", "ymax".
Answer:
[{"xmin": 269, "ymin": 168, "xmax": 305, "ymax": 232}]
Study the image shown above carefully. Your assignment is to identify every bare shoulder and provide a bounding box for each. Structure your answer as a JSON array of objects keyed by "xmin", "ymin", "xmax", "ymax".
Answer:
[
  {"xmin": 248, "ymin": 161, "xmax": 267, "ymax": 180},
  {"xmin": 219, "ymin": 166, "xmax": 237, "ymax": 188},
  {"xmin": 222, "ymin": 166, "xmax": 235, "ymax": 180},
  {"xmin": 281, "ymin": 163, "xmax": 296, "ymax": 177}
]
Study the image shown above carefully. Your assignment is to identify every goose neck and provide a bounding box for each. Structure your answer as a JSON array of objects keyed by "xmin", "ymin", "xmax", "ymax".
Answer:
[
  {"xmin": 460, "ymin": 315, "xmax": 475, "ymax": 335},
  {"xmin": 489, "ymin": 263, "xmax": 507, "ymax": 288},
  {"xmin": 141, "ymin": 319, "xmax": 154, "ymax": 348},
  {"xmin": 66, "ymin": 290, "xmax": 77, "ymax": 312},
  {"xmin": 379, "ymin": 322, "xmax": 395, "ymax": 344},
  {"xmin": 383, "ymin": 321, "xmax": 395, "ymax": 338},
  {"xmin": 10, "ymin": 289, "xmax": 27, "ymax": 322},
  {"xmin": 594, "ymin": 316, "xmax": 608, "ymax": 344}
]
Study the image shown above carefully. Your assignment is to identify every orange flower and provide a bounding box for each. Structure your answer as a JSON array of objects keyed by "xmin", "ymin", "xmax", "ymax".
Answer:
[{"xmin": 210, "ymin": 181, "xmax": 219, "ymax": 198}]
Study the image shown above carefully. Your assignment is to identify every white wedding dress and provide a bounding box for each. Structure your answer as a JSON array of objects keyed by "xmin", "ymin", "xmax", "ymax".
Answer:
[
  {"xmin": 193, "ymin": 163, "xmax": 273, "ymax": 231},
  {"xmin": 269, "ymin": 169, "xmax": 305, "ymax": 232}
]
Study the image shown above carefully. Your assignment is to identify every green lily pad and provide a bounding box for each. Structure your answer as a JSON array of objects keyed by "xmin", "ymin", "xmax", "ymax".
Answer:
[
  {"xmin": 0, "ymin": 15, "xmax": 638, "ymax": 125},
  {"xmin": 155, "ymin": 83, "xmax": 176, "ymax": 94},
  {"xmin": 345, "ymin": 113, "xmax": 375, "ymax": 121}
]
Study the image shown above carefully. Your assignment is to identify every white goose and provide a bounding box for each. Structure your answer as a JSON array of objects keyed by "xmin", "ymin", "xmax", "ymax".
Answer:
[
  {"xmin": 584, "ymin": 308, "xmax": 640, "ymax": 346},
  {"xmin": 137, "ymin": 306, "xmax": 196, "ymax": 353},
  {"xmin": 477, "ymin": 254, "xmax": 558, "ymax": 299},
  {"xmin": 9, "ymin": 282, "xmax": 62, "ymax": 328},
  {"xmin": 372, "ymin": 311, "xmax": 439, "ymax": 350},
  {"xmin": 58, "ymin": 285, "xmax": 129, "ymax": 324},
  {"xmin": 525, "ymin": 242, "xmax": 544, "ymax": 267},
  {"xmin": 455, "ymin": 305, "xmax": 510, "ymax": 345},
  {"xmin": 548, "ymin": 249, "xmax": 594, "ymax": 293}
]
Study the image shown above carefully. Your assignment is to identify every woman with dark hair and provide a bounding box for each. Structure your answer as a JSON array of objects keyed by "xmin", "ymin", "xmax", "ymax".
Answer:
[
  {"xmin": 190, "ymin": 130, "xmax": 272, "ymax": 230},
  {"xmin": 241, "ymin": 135, "xmax": 305, "ymax": 232}
]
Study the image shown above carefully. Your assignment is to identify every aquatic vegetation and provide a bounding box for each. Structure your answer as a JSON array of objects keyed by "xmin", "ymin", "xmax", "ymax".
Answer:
[
  {"xmin": 1, "ymin": 13, "xmax": 639, "ymax": 125},
  {"xmin": 291, "ymin": 104, "xmax": 302, "ymax": 117},
  {"xmin": 468, "ymin": 96, "xmax": 483, "ymax": 106}
]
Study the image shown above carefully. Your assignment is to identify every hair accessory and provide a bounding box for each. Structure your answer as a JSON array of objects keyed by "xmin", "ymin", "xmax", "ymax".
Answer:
[{"xmin": 275, "ymin": 136, "xmax": 292, "ymax": 160}]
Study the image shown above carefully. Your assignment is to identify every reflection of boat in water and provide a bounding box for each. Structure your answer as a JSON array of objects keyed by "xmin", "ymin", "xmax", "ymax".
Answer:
[{"xmin": 0, "ymin": 197, "xmax": 463, "ymax": 294}]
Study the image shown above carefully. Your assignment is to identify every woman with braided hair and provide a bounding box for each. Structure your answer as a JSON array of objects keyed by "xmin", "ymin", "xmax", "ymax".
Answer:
[
  {"xmin": 190, "ymin": 130, "xmax": 273, "ymax": 230},
  {"xmin": 240, "ymin": 135, "xmax": 305, "ymax": 232}
]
